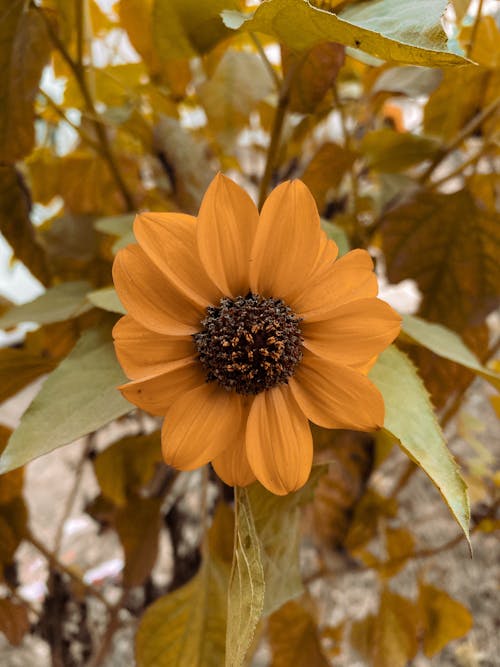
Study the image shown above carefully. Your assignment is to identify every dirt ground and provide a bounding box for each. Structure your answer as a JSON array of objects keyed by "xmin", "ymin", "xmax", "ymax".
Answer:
[{"xmin": 0, "ymin": 373, "xmax": 498, "ymax": 666}]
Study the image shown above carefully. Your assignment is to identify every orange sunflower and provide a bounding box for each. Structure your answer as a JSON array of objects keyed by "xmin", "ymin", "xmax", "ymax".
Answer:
[{"xmin": 112, "ymin": 174, "xmax": 401, "ymax": 495}]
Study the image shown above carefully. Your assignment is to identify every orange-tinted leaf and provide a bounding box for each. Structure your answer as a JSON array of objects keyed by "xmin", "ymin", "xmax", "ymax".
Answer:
[
  {"xmin": 282, "ymin": 43, "xmax": 344, "ymax": 114},
  {"xmin": 269, "ymin": 600, "xmax": 330, "ymax": 667},
  {"xmin": 361, "ymin": 129, "xmax": 439, "ymax": 173},
  {"xmin": 0, "ymin": 165, "xmax": 50, "ymax": 285},
  {"xmin": 0, "ymin": 427, "xmax": 23, "ymax": 505},
  {"xmin": 302, "ymin": 142, "xmax": 356, "ymax": 212},
  {"xmin": 0, "ymin": 348, "xmax": 56, "ymax": 404}
]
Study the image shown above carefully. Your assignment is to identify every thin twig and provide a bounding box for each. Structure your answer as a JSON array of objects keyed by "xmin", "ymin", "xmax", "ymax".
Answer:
[
  {"xmin": 419, "ymin": 95, "xmax": 500, "ymax": 185},
  {"xmin": 33, "ymin": 2, "xmax": 135, "ymax": 210},
  {"xmin": 39, "ymin": 89, "xmax": 102, "ymax": 153},
  {"xmin": 27, "ymin": 531, "xmax": 114, "ymax": 612},
  {"xmin": 87, "ymin": 592, "xmax": 127, "ymax": 667},
  {"xmin": 429, "ymin": 145, "xmax": 490, "ymax": 190},
  {"xmin": 257, "ymin": 55, "xmax": 305, "ymax": 209},
  {"xmin": 53, "ymin": 435, "xmax": 94, "ymax": 556},
  {"xmin": 250, "ymin": 32, "xmax": 281, "ymax": 91}
]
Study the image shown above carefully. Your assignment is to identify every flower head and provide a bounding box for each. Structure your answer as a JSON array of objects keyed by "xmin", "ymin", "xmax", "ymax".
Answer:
[{"xmin": 112, "ymin": 174, "xmax": 401, "ymax": 495}]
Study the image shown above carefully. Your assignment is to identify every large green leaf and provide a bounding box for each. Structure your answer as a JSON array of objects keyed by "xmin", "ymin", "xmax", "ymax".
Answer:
[
  {"xmin": 223, "ymin": 0, "xmax": 467, "ymax": 67},
  {"xmin": 0, "ymin": 1, "xmax": 51, "ymax": 161},
  {"xmin": 0, "ymin": 326, "xmax": 131, "ymax": 474},
  {"xmin": 0, "ymin": 282, "xmax": 92, "ymax": 329},
  {"xmin": 86, "ymin": 287, "xmax": 126, "ymax": 315},
  {"xmin": 247, "ymin": 465, "xmax": 327, "ymax": 616},
  {"xmin": 401, "ymin": 314, "xmax": 500, "ymax": 391},
  {"xmin": 369, "ymin": 347, "xmax": 470, "ymax": 545}
]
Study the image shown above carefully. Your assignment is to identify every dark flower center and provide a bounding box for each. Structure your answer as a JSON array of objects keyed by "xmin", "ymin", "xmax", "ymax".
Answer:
[{"xmin": 193, "ymin": 293, "xmax": 303, "ymax": 395}]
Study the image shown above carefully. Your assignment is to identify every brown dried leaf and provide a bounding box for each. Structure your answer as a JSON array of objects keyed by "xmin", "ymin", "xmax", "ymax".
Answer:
[
  {"xmin": 0, "ymin": 598, "xmax": 30, "ymax": 646},
  {"xmin": 269, "ymin": 600, "xmax": 330, "ymax": 667},
  {"xmin": 302, "ymin": 142, "xmax": 356, "ymax": 212},
  {"xmin": 310, "ymin": 429, "xmax": 373, "ymax": 548},
  {"xmin": 115, "ymin": 496, "xmax": 163, "ymax": 588},
  {"xmin": 282, "ymin": 43, "xmax": 345, "ymax": 114},
  {"xmin": 0, "ymin": 165, "xmax": 50, "ymax": 285},
  {"xmin": 0, "ymin": 2, "xmax": 51, "ymax": 160},
  {"xmin": 0, "ymin": 348, "xmax": 55, "ymax": 405},
  {"xmin": 0, "ymin": 427, "xmax": 23, "ymax": 505}
]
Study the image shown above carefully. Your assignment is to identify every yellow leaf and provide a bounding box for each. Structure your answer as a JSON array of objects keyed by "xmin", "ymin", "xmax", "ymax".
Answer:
[
  {"xmin": 93, "ymin": 432, "xmax": 162, "ymax": 507},
  {"xmin": 269, "ymin": 600, "xmax": 330, "ymax": 667},
  {"xmin": 351, "ymin": 588, "xmax": 418, "ymax": 667},
  {"xmin": 361, "ymin": 129, "xmax": 439, "ymax": 173},
  {"xmin": 135, "ymin": 504, "xmax": 231, "ymax": 667},
  {"xmin": 418, "ymin": 583, "xmax": 473, "ymax": 657},
  {"xmin": 460, "ymin": 16, "xmax": 500, "ymax": 69},
  {"xmin": 224, "ymin": 0, "xmax": 468, "ymax": 66}
]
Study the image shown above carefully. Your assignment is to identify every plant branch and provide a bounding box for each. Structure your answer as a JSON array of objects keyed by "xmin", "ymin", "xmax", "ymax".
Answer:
[
  {"xmin": 87, "ymin": 592, "xmax": 127, "ymax": 667},
  {"xmin": 250, "ymin": 32, "xmax": 281, "ymax": 91},
  {"xmin": 33, "ymin": 2, "xmax": 135, "ymax": 210},
  {"xmin": 257, "ymin": 56, "xmax": 304, "ymax": 209},
  {"xmin": 419, "ymin": 95, "xmax": 500, "ymax": 185},
  {"xmin": 27, "ymin": 531, "xmax": 114, "ymax": 612},
  {"xmin": 39, "ymin": 89, "xmax": 102, "ymax": 153},
  {"xmin": 53, "ymin": 435, "xmax": 93, "ymax": 557}
]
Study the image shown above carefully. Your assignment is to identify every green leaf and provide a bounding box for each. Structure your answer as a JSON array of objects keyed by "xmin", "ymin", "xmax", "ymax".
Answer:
[
  {"xmin": 0, "ymin": 282, "xmax": 92, "ymax": 329},
  {"xmin": 0, "ymin": 165, "xmax": 50, "ymax": 286},
  {"xmin": 401, "ymin": 314, "xmax": 500, "ymax": 391},
  {"xmin": 369, "ymin": 347, "xmax": 470, "ymax": 545},
  {"xmin": 87, "ymin": 287, "xmax": 126, "ymax": 315},
  {"xmin": 0, "ymin": 1, "xmax": 51, "ymax": 160},
  {"xmin": 223, "ymin": 0, "xmax": 467, "ymax": 67},
  {"xmin": 226, "ymin": 487, "xmax": 265, "ymax": 667},
  {"xmin": 94, "ymin": 214, "xmax": 135, "ymax": 238},
  {"xmin": 152, "ymin": 0, "xmax": 239, "ymax": 61},
  {"xmin": 135, "ymin": 504, "xmax": 231, "ymax": 667},
  {"xmin": 321, "ymin": 219, "xmax": 350, "ymax": 256},
  {"xmin": 247, "ymin": 465, "xmax": 327, "ymax": 615},
  {"xmin": 0, "ymin": 326, "xmax": 131, "ymax": 474}
]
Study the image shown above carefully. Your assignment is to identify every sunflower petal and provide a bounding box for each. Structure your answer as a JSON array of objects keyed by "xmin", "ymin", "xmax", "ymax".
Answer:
[
  {"xmin": 113, "ymin": 315, "xmax": 195, "ymax": 380},
  {"xmin": 250, "ymin": 180, "xmax": 322, "ymax": 300},
  {"xmin": 119, "ymin": 358, "xmax": 205, "ymax": 415},
  {"xmin": 212, "ymin": 401, "xmax": 256, "ymax": 487},
  {"xmin": 162, "ymin": 383, "xmax": 245, "ymax": 470},
  {"xmin": 302, "ymin": 298, "xmax": 401, "ymax": 365},
  {"xmin": 290, "ymin": 351, "xmax": 384, "ymax": 430},
  {"xmin": 113, "ymin": 245, "xmax": 204, "ymax": 334},
  {"xmin": 133, "ymin": 212, "xmax": 222, "ymax": 307},
  {"xmin": 291, "ymin": 248, "xmax": 378, "ymax": 321},
  {"xmin": 246, "ymin": 385, "xmax": 313, "ymax": 495},
  {"xmin": 197, "ymin": 173, "xmax": 259, "ymax": 297}
]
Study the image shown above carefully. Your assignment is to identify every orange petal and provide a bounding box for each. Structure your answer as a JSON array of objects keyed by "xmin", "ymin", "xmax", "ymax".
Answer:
[
  {"xmin": 250, "ymin": 180, "xmax": 322, "ymax": 300},
  {"xmin": 246, "ymin": 385, "xmax": 313, "ymax": 495},
  {"xmin": 133, "ymin": 212, "xmax": 222, "ymax": 307},
  {"xmin": 302, "ymin": 298, "xmax": 401, "ymax": 365},
  {"xmin": 212, "ymin": 400, "xmax": 256, "ymax": 487},
  {"xmin": 197, "ymin": 173, "xmax": 259, "ymax": 298},
  {"xmin": 113, "ymin": 315, "xmax": 195, "ymax": 380},
  {"xmin": 310, "ymin": 230, "xmax": 339, "ymax": 279},
  {"xmin": 113, "ymin": 245, "xmax": 205, "ymax": 335},
  {"xmin": 290, "ymin": 248, "xmax": 378, "ymax": 322},
  {"xmin": 289, "ymin": 351, "xmax": 384, "ymax": 430},
  {"xmin": 119, "ymin": 358, "xmax": 205, "ymax": 415},
  {"xmin": 162, "ymin": 383, "xmax": 245, "ymax": 470}
]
